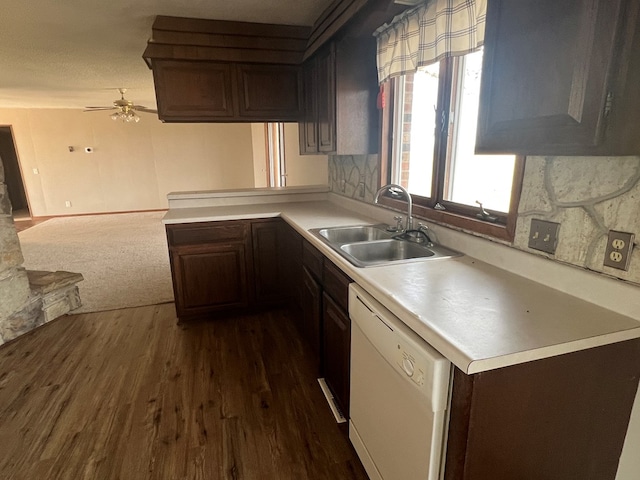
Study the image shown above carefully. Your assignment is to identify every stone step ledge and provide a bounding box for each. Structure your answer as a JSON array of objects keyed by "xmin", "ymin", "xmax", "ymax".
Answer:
[{"xmin": 27, "ymin": 270, "xmax": 84, "ymax": 323}]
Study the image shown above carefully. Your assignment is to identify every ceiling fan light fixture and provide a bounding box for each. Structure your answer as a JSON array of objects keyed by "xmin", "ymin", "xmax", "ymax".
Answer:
[{"xmin": 111, "ymin": 109, "xmax": 140, "ymax": 123}]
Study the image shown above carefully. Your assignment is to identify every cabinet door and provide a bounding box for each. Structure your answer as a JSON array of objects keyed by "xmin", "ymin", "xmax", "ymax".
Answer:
[
  {"xmin": 278, "ymin": 221, "xmax": 303, "ymax": 308},
  {"xmin": 299, "ymin": 59, "xmax": 319, "ymax": 154},
  {"xmin": 170, "ymin": 242, "xmax": 249, "ymax": 317},
  {"xmin": 322, "ymin": 259, "xmax": 351, "ymax": 312},
  {"xmin": 322, "ymin": 292, "xmax": 351, "ymax": 416},
  {"xmin": 152, "ymin": 60, "xmax": 235, "ymax": 121},
  {"xmin": 316, "ymin": 45, "xmax": 336, "ymax": 153},
  {"xmin": 476, "ymin": 0, "xmax": 625, "ymax": 154},
  {"xmin": 335, "ymin": 36, "xmax": 380, "ymax": 155},
  {"xmin": 251, "ymin": 219, "xmax": 285, "ymax": 305},
  {"xmin": 236, "ymin": 64, "xmax": 302, "ymax": 121},
  {"xmin": 302, "ymin": 267, "xmax": 323, "ymax": 374},
  {"xmin": 302, "ymin": 240, "xmax": 324, "ymax": 281}
]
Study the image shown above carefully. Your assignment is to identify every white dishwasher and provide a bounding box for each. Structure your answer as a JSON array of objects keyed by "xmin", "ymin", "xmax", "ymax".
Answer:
[{"xmin": 348, "ymin": 284, "xmax": 451, "ymax": 480}]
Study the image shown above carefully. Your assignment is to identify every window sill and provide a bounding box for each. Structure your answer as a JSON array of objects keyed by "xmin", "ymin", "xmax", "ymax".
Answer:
[{"xmin": 378, "ymin": 197, "xmax": 515, "ymax": 242}]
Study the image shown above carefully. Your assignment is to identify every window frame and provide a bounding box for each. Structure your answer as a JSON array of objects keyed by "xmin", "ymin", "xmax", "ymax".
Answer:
[{"xmin": 378, "ymin": 56, "xmax": 525, "ymax": 242}]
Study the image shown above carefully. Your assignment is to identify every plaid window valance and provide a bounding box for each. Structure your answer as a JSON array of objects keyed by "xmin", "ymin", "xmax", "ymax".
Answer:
[{"xmin": 374, "ymin": 0, "xmax": 486, "ymax": 83}]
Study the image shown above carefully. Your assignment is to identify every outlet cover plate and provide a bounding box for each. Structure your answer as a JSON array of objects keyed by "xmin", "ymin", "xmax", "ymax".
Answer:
[
  {"xmin": 528, "ymin": 219, "xmax": 560, "ymax": 254},
  {"xmin": 603, "ymin": 230, "xmax": 635, "ymax": 270}
]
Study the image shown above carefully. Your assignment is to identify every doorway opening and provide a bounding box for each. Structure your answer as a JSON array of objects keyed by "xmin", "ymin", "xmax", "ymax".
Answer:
[{"xmin": 0, "ymin": 126, "xmax": 30, "ymax": 219}]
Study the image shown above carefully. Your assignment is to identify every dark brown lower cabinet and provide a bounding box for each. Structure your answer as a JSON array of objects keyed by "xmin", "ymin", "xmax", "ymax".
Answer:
[
  {"xmin": 170, "ymin": 242, "xmax": 250, "ymax": 317},
  {"xmin": 300, "ymin": 239, "xmax": 353, "ymax": 416},
  {"xmin": 167, "ymin": 218, "xmax": 289, "ymax": 320},
  {"xmin": 322, "ymin": 292, "xmax": 351, "ymax": 416},
  {"xmin": 251, "ymin": 219, "xmax": 284, "ymax": 306},
  {"xmin": 444, "ymin": 338, "xmax": 640, "ymax": 480},
  {"xmin": 278, "ymin": 221, "xmax": 303, "ymax": 309}
]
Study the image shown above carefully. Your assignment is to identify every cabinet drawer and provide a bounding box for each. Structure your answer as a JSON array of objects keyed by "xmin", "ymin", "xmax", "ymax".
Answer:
[
  {"xmin": 302, "ymin": 240, "xmax": 324, "ymax": 281},
  {"xmin": 323, "ymin": 259, "xmax": 352, "ymax": 312},
  {"xmin": 167, "ymin": 221, "xmax": 248, "ymax": 246}
]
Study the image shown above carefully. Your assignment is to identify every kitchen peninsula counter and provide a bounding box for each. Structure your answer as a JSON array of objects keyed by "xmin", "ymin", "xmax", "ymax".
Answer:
[{"xmin": 163, "ymin": 187, "xmax": 640, "ymax": 375}]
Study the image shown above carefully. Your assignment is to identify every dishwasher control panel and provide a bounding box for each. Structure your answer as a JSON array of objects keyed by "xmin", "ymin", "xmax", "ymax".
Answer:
[{"xmin": 399, "ymin": 347, "xmax": 426, "ymax": 386}]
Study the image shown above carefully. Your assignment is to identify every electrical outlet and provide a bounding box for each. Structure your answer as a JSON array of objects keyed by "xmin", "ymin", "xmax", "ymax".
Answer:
[
  {"xmin": 603, "ymin": 230, "xmax": 634, "ymax": 270},
  {"xmin": 65, "ymin": 200, "xmax": 72, "ymax": 208},
  {"xmin": 528, "ymin": 219, "xmax": 560, "ymax": 254},
  {"xmin": 358, "ymin": 175, "xmax": 366, "ymax": 198}
]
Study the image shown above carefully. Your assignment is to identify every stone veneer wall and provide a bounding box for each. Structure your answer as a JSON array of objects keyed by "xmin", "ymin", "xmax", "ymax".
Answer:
[
  {"xmin": 328, "ymin": 154, "xmax": 640, "ymax": 286},
  {"xmin": 328, "ymin": 155, "xmax": 380, "ymax": 204},
  {"xmin": 0, "ymin": 158, "xmax": 43, "ymax": 345}
]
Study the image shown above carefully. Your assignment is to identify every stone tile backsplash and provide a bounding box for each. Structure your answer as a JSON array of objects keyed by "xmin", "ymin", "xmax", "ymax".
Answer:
[
  {"xmin": 328, "ymin": 155, "xmax": 379, "ymax": 203},
  {"xmin": 329, "ymin": 154, "xmax": 640, "ymax": 286},
  {"xmin": 515, "ymin": 156, "xmax": 640, "ymax": 284}
]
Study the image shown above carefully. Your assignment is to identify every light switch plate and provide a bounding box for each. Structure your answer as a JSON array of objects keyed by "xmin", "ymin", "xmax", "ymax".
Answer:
[
  {"xmin": 528, "ymin": 219, "xmax": 560, "ymax": 254},
  {"xmin": 603, "ymin": 230, "xmax": 635, "ymax": 270}
]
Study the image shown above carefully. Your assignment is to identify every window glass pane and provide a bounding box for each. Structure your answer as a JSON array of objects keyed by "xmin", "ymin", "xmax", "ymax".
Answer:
[
  {"xmin": 445, "ymin": 49, "xmax": 516, "ymax": 213},
  {"xmin": 391, "ymin": 64, "xmax": 439, "ymax": 198}
]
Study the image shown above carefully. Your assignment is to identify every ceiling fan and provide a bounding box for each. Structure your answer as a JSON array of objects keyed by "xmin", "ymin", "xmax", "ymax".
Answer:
[{"xmin": 84, "ymin": 88, "xmax": 157, "ymax": 123}]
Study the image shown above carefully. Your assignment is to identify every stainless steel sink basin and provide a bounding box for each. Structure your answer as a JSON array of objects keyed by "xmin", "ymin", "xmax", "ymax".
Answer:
[
  {"xmin": 310, "ymin": 224, "xmax": 462, "ymax": 267},
  {"xmin": 342, "ymin": 239, "xmax": 433, "ymax": 262},
  {"xmin": 339, "ymin": 239, "xmax": 460, "ymax": 267},
  {"xmin": 316, "ymin": 225, "xmax": 393, "ymax": 243}
]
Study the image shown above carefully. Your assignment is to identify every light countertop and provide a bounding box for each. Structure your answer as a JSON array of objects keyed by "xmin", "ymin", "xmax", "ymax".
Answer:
[{"xmin": 163, "ymin": 194, "xmax": 640, "ymax": 375}]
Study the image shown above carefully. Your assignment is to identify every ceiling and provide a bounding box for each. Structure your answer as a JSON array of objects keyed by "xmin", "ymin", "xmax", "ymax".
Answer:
[{"xmin": 0, "ymin": 0, "xmax": 334, "ymax": 110}]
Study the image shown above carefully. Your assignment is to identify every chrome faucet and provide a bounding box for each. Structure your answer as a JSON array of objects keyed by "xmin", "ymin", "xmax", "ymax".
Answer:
[{"xmin": 374, "ymin": 184, "xmax": 413, "ymax": 232}]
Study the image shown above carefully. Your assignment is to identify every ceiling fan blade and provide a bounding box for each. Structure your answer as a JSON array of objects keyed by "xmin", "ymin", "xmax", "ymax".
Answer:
[
  {"xmin": 84, "ymin": 107, "xmax": 116, "ymax": 111},
  {"xmin": 134, "ymin": 107, "xmax": 158, "ymax": 114}
]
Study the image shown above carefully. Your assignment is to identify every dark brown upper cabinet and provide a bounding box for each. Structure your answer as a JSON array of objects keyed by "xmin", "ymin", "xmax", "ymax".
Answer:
[
  {"xmin": 236, "ymin": 64, "xmax": 302, "ymax": 120},
  {"xmin": 317, "ymin": 45, "xmax": 337, "ymax": 153},
  {"xmin": 476, "ymin": 0, "xmax": 640, "ymax": 155},
  {"xmin": 299, "ymin": 37, "xmax": 380, "ymax": 156},
  {"xmin": 300, "ymin": 44, "xmax": 337, "ymax": 154},
  {"xmin": 152, "ymin": 61, "xmax": 236, "ymax": 120},
  {"xmin": 299, "ymin": 59, "xmax": 320, "ymax": 153},
  {"xmin": 144, "ymin": 16, "xmax": 307, "ymax": 123}
]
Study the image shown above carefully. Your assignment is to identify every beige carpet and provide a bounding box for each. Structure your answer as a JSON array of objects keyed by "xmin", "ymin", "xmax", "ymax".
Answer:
[{"xmin": 18, "ymin": 211, "xmax": 174, "ymax": 313}]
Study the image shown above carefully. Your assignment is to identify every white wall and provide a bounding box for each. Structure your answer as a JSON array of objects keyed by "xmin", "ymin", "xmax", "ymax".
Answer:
[{"xmin": 0, "ymin": 108, "xmax": 256, "ymax": 216}]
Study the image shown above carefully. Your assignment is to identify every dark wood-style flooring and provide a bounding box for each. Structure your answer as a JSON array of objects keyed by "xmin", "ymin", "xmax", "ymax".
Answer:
[{"xmin": 0, "ymin": 304, "xmax": 368, "ymax": 480}]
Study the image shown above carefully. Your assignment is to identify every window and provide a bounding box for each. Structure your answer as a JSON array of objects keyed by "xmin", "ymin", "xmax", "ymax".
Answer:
[
  {"xmin": 265, "ymin": 123, "xmax": 286, "ymax": 187},
  {"xmin": 380, "ymin": 48, "xmax": 524, "ymax": 241}
]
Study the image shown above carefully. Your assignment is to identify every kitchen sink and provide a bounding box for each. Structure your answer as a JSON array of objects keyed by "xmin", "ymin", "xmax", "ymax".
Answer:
[{"xmin": 310, "ymin": 224, "xmax": 462, "ymax": 267}]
